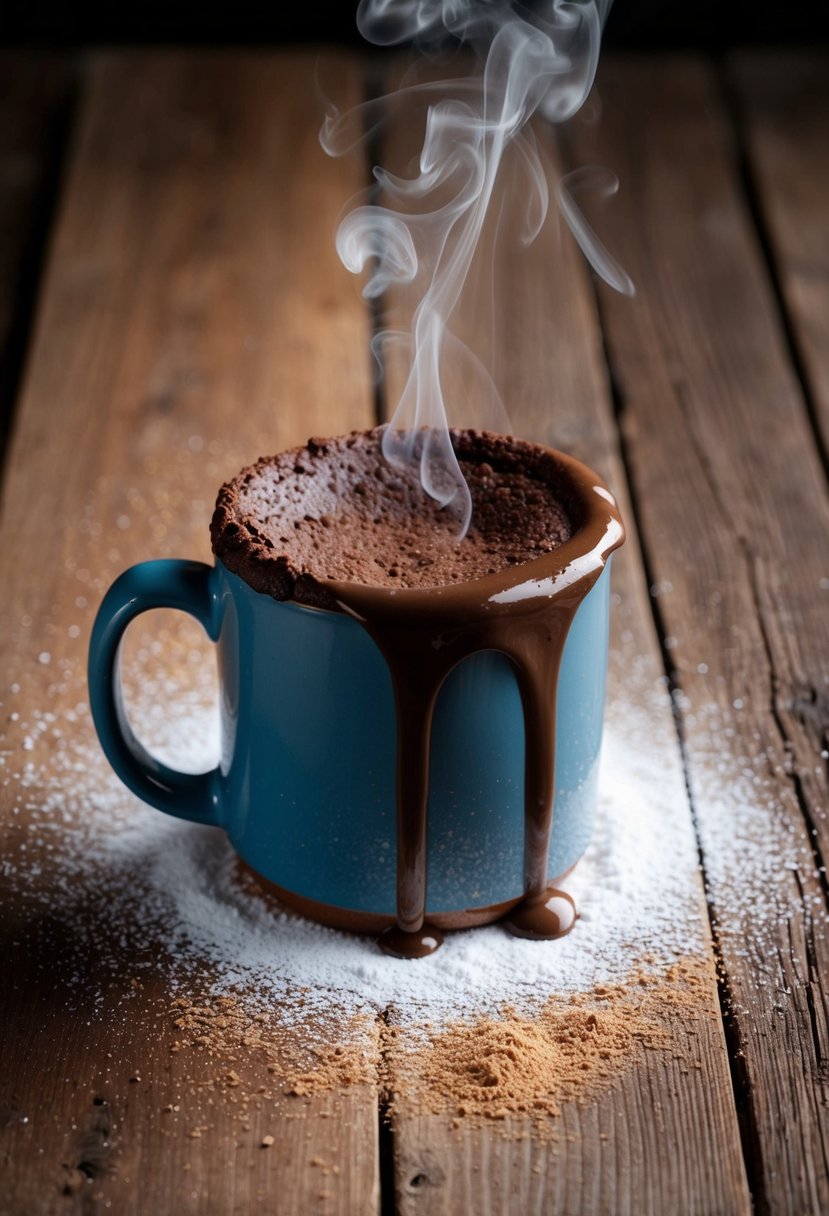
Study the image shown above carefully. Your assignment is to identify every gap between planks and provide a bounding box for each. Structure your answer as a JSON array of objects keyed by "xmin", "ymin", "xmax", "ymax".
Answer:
[
  {"xmin": 8, "ymin": 40, "xmax": 826, "ymax": 1216},
  {"xmin": 570, "ymin": 53, "xmax": 829, "ymax": 1216},
  {"xmin": 557, "ymin": 103, "xmax": 770, "ymax": 1212},
  {"xmin": 724, "ymin": 50, "xmax": 829, "ymax": 484},
  {"xmin": 0, "ymin": 49, "xmax": 381, "ymax": 1216},
  {"xmin": 0, "ymin": 53, "xmax": 79, "ymax": 476},
  {"xmin": 374, "ymin": 48, "xmax": 750, "ymax": 1216}
]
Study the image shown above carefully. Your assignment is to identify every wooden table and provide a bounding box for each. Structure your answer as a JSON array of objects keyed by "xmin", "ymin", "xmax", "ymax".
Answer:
[{"xmin": 1, "ymin": 47, "xmax": 828, "ymax": 1215}]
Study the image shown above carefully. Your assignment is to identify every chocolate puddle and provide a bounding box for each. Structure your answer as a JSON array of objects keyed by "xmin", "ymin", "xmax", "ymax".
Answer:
[{"xmin": 212, "ymin": 431, "xmax": 624, "ymax": 959}]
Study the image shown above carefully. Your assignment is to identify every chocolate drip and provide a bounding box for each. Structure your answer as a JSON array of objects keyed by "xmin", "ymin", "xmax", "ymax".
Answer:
[
  {"xmin": 321, "ymin": 455, "xmax": 624, "ymax": 960},
  {"xmin": 386, "ymin": 661, "xmax": 441, "ymax": 934},
  {"xmin": 378, "ymin": 922, "xmax": 445, "ymax": 959}
]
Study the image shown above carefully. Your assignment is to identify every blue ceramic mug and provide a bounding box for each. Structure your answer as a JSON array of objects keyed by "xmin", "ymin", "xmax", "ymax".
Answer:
[{"xmin": 88, "ymin": 547, "xmax": 614, "ymax": 931}]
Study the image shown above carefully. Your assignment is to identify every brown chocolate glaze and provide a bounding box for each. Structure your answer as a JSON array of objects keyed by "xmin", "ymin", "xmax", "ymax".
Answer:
[
  {"xmin": 236, "ymin": 859, "xmax": 579, "ymax": 934},
  {"xmin": 213, "ymin": 429, "xmax": 624, "ymax": 959},
  {"xmin": 378, "ymin": 923, "xmax": 446, "ymax": 959},
  {"xmin": 503, "ymin": 888, "xmax": 578, "ymax": 940}
]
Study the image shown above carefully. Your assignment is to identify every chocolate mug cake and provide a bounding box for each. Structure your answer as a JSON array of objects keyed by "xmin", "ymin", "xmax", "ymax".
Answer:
[
  {"xmin": 208, "ymin": 428, "xmax": 624, "ymax": 956},
  {"xmin": 90, "ymin": 427, "xmax": 623, "ymax": 958}
]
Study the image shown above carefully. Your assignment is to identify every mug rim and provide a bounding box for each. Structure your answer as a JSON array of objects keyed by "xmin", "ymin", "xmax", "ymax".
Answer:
[{"xmin": 213, "ymin": 433, "xmax": 624, "ymax": 618}]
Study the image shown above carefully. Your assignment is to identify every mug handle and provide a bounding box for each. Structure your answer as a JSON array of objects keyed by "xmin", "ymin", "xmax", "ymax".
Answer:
[{"xmin": 88, "ymin": 559, "xmax": 225, "ymax": 827}]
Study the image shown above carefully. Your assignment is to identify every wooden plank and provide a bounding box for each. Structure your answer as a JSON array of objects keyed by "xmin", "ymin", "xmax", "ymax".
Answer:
[
  {"xmin": 0, "ymin": 54, "xmax": 74, "ymax": 457},
  {"xmin": 568, "ymin": 54, "xmax": 829, "ymax": 1215},
  {"xmin": 729, "ymin": 51, "xmax": 829, "ymax": 461},
  {"xmin": 0, "ymin": 51, "xmax": 379, "ymax": 1215},
  {"xmin": 378, "ymin": 59, "xmax": 750, "ymax": 1215}
]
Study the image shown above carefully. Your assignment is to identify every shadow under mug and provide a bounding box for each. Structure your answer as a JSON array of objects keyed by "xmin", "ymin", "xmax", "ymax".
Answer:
[{"xmin": 88, "ymin": 554, "xmax": 612, "ymax": 931}]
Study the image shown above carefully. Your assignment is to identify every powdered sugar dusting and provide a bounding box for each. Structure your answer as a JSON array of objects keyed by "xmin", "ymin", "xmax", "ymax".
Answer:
[{"xmin": 1, "ymin": 646, "xmax": 707, "ymax": 1025}]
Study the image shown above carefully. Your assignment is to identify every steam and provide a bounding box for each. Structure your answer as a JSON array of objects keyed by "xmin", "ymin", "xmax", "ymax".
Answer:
[
  {"xmin": 556, "ymin": 164, "xmax": 634, "ymax": 295},
  {"xmin": 321, "ymin": 0, "xmax": 631, "ymax": 537}
]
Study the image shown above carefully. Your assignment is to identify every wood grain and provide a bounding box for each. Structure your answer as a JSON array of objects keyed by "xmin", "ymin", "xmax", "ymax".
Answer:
[
  {"xmin": 729, "ymin": 51, "xmax": 829, "ymax": 461},
  {"xmin": 378, "ymin": 59, "xmax": 750, "ymax": 1215},
  {"xmin": 0, "ymin": 51, "xmax": 378, "ymax": 1215},
  {"xmin": 568, "ymin": 54, "xmax": 829, "ymax": 1215},
  {"xmin": 0, "ymin": 54, "xmax": 74, "ymax": 457},
  {"xmin": 6, "ymin": 45, "xmax": 829, "ymax": 1215}
]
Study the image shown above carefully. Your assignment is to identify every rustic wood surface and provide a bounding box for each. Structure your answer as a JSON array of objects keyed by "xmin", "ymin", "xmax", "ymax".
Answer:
[
  {"xmin": 0, "ymin": 54, "xmax": 73, "ymax": 459},
  {"xmin": 729, "ymin": 51, "xmax": 829, "ymax": 462},
  {"xmin": 1, "ymin": 46, "xmax": 829, "ymax": 1215},
  {"xmin": 379, "ymin": 68, "xmax": 749, "ymax": 1215},
  {"xmin": 568, "ymin": 55, "xmax": 829, "ymax": 1216},
  {"xmin": 0, "ymin": 51, "xmax": 379, "ymax": 1216}
]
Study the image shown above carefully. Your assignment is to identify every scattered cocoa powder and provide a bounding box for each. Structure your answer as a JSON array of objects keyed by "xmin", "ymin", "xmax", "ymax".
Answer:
[
  {"xmin": 387, "ymin": 998, "xmax": 652, "ymax": 1132},
  {"xmin": 383, "ymin": 960, "xmax": 713, "ymax": 1136},
  {"xmin": 166, "ymin": 990, "xmax": 377, "ymax": 1111},
  {"xmin": 156, "ymin": 960, "xmax": 714, "ymax": 1141},
  {"xmin": 168, "ymin": 993, "xmax": 283, "ymax": 1061},
  {"xmin": 285, "ymin": 1042, "xmax": 375, "ymax": 1097}
]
